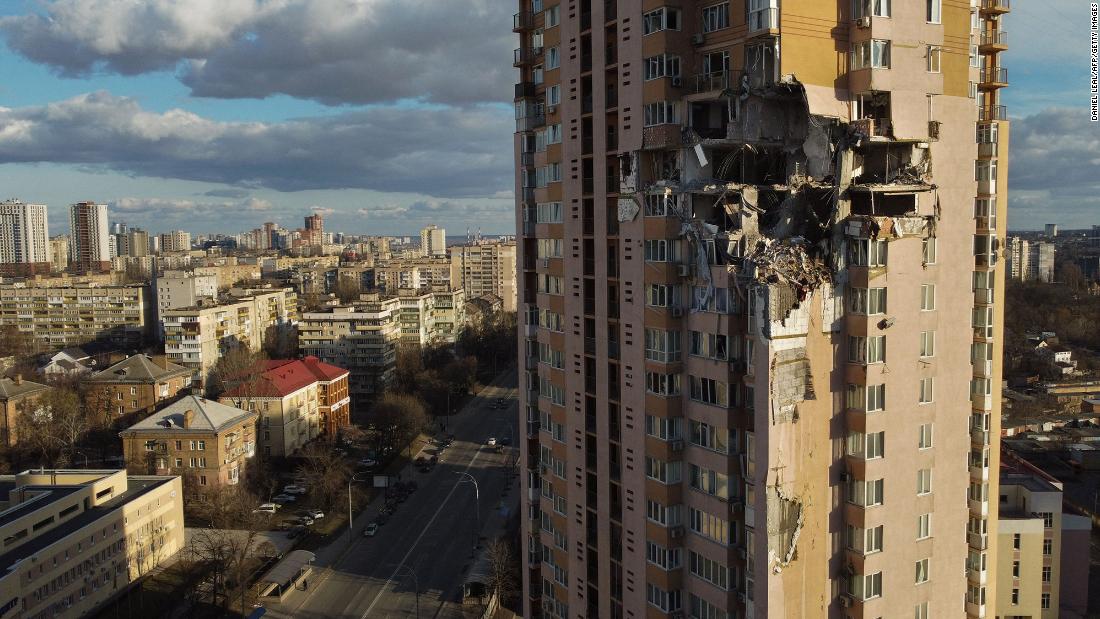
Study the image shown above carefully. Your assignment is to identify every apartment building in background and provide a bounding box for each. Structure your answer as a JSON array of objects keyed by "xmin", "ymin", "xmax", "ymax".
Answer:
[
  {"xmin": 162, "ymin": 287, "xmax": 298, "ymax": 386},
  {"xmin": 219, "ymin": 356, "xmax": 350, "ymax": 457},
  {"xmin": 119, "ymin": 396, "xmax": 257, "ymax": 495},
  {"xmin": 373, "ymin": 256, "xmax": 452, "ymax": 292},
  {"xmin": 1027, "ymin": 241, "xmax": 1055, "ymax": 283},
  {"xmin": 995, "ymin": 453, "xmax": 1091, "ymax": 619},
  {"xmin": 83, "ymin": 354, "xmax": 193, "ymax": 420},
  {"xmin": 450, "ymin": 240, "xmax": 519, "ymax": 312},
  {"xmin": 513, "ymin": 1, "xmax": 1009, "ymax": 617},
  {"xmin": 0, "ymin": 199, "xmax": 50, "ymax": 277},
  {"xmin": 395, "ymin": 285, "xmax": 466, "ymax": 345},
  {"xmin": 299, "ymin": 295, "xmax": 401, "ymax": 407},
  {"xmin": 154, "ymin": 270, "xmax": 219, "ymax": 335},
  {"xmin": 0, "ymin": 283, "xmax": 150, "ymax": 350},
  {"xmin": 1007, "ymin": 236, "xmax": 1028, "ymax": 281},
  {"xmin": 159, "ymin": 230, "xmax": 192, "ymax": 253},
  {"xmin": 48, "ymin": 235, "xmax": 70, "ymax": 273},
  {"xmin": 68, "ymin": 201, "xmax": 111, "ymax": 274},
  {"xmin": 0, "ymin": 469, "xmax": 184, "ymax": 619},
  {"xmin": 420, "ymin": 225, "xmax": 447, "ymax": 257}
]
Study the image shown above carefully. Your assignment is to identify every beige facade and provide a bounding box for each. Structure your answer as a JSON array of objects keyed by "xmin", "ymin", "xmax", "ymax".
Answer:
[
  {"xmin": 0, "ymin": 284, "xmax": 150, "ymax": 350},
  {"xmin": 0, "ymin": 469, "xmax": 184, "ymax": 619},
  {"xmin": 83, "ymin": 354, "xmax": 193, "ymax": 420},
  {"xmin": 395, "ymin": 286, "xmax": 465, "ymax": 346},
  {"xmin": 373, "ymin": 256, "xmax": 451, "ymax": 292},
  {"xmin": 48, "ymin": 236, "xmax": 69, "ymax": 273},
  {"xmin": 154, "ymin": 271, "xmax": 219, "ymax": 335},
  {"xmin": 119, "ymin": 395, "xmax": 257, "ymax": 496},
  {"xmin": 420, "ymin": 225, "xmax": 446, "ymax": 257},
  {"xmin": 450, "ymin": 241, "xmax": 518, "ymax": 312},
  {"xmin": 159, "ymin": 230, "xmax": 192, "ymax": 253},
  {"xmin": 514, "ymin": 1, "xmax": 1009, "ymax": 618},
  {"xmin": 162, "ymin": 287, "xmax": 298, "ymax": 385}
]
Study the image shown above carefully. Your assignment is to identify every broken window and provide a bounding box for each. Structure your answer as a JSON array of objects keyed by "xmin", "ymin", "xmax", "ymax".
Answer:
[
  {"xmin": 745, "ymin": 40, "xmax": 777, "ymax": 88},
  {"xmin": 851, "ymin": 40, "xmax": 891, "ymax": 70},
  {"xmin": 855, "ymin": 91, "xmax": 892, "ymax": 136},
  {"xmin": 644, "ymin": 101, "xmax": 680, "ymax": 126}
]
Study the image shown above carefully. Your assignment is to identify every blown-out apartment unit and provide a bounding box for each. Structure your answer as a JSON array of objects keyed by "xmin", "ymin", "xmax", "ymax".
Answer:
[{"xmin": 514, "ymin": 1, "xmax": 1009, "ymax": 617}]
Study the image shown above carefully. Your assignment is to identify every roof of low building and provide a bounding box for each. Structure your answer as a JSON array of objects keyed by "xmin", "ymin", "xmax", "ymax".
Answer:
[
  {"xmin": 121, "ymin": 395, "xmax": 256, "ymax": 435},
  {"xmin": 85, "ymin": 354, "xmax": 191, "ymax": 384},
  {"xmin": 221, "ymin": 357, "xmax": 348, "ymax": 399},
  {"xmin": 0, "ymin": 376, "xmax": 50, "ymax": 400}
]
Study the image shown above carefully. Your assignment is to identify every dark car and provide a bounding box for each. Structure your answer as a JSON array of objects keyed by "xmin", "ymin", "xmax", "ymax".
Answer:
[{"xmin": 415, "ymin": 456, "xmax": 427, "ymax": 466}]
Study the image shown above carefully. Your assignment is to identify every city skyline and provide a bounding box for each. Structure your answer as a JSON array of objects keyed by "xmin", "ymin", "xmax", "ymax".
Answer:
[{"xmin": 0, "ymin": 0, "xmax": 1092, "ymax": 234}]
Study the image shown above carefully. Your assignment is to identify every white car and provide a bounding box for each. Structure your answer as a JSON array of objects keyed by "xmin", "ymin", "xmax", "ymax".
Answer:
[
  {"xmin": 358, "ymin": 458, "xmax": 379, "ymax": 469},
  {"xmin": 253, "ymin": 503, "xmax": 278, "ymax": 514},
  {"xmin": 363, "ymin": 522, "xmax": 379, "ymax": 537},
  {"xmin": 272, "ymin": 494, "xmax": 298, "ymax": 504},
  {"xmin": 282, "ymin": 484, "xmax": 308, "ymax": 495},
  {"xmin": 304, "ymin": 509, "xmax": 324, "ymax": 519},
  {"xmin": 486, "ymin": 437, "xmax": 497, "ymax": 447}
]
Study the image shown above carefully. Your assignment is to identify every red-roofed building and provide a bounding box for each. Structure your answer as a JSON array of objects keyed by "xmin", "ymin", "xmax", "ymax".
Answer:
[{"xmin": 218, "ymin": 356, "xmax": 349, "ymax": 457}]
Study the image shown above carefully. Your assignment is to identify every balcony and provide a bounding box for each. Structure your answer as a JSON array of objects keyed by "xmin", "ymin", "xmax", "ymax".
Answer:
[
  {"xmin": 968, "ymin": 562, "xmax": 989, "ymax": 585},
  {"xmin": 979, "ymin": 67, "xmax": 1008, "ymax": 89},
  {"xmin": 971, "ymin": 428, "xmax": 990, "ymax": 447},
  {"xmin": 694, "ymin": 70, "xmax": 729, "ymax": 93},
  {"xmin": 968, "ymin": 532, "xmax": 989, "ymax": 551},
  {"xmin": 977, "ymin": 139, "xmax": 999, "ymax": 159},
  {"xmin": 514, "ymin": 47, "xmax": 544, "ymax": 67},
  {"xmin": 979, "ymin": 105, "xmax": 1007, "ymax": 122},
  {"xmin": 973, "ymin": 358, "xmax": 994, "ymax": 378},
  {"xmin": 974, "ymin": 287, "xmax": 994, "ymax": 306},
  {"xmin": 513, "ymin": 11, "xmax": 534, "ymax": 31},
  {"xmin": 521, "ymin": 151, "xmax": 535, "ymax": 167},
  {"xmin": 979, "ymin": 31, "xmax": 1008, "ymax": 53},
  {"xmin": 969, "ymin": 497, "xmax": 989, "ymax": 517},
  {"xmin": 970, "ymin": 463, "xmax": 990, "ymax": 482},
  {"xmin": 515, "ymin": 81, "xmax": 538, "ymax": 99},
  {"xmin": 517, "ymin": 115, "xmax": 546, "ymax": 132},
  {"xmin": 748, "ymin": 7, "xmax": 778, "ymax": 32},
  {"xmin": 980, "ymin": 0, "xmax": 1010, "ymax": 14}
]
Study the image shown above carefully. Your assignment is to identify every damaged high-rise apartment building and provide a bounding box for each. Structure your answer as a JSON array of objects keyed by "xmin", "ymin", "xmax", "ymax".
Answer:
[{"xmin": 515, "ymin": 1, "xmax": 1008, "ymax": 618}]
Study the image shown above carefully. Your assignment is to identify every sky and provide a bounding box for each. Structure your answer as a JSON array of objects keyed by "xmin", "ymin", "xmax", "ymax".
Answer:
[{"xmin": 0, "ymin": 1, "xmax": 1093, "ymax": 236}]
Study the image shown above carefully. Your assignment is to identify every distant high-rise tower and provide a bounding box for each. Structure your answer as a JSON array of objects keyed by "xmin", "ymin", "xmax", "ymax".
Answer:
[
  {"xmin": 69, "ymin": 201, "xmax": 111, "ymax": 274},
  {"xmin": 0, "ymin": 199, "xmax": 50, "ymax": 275},
  {"xmin": 420, "ymin": 224, "xmax": 446, "ymax": 257},
  {"xmin": 304, "ymin": 213, "xmax": 325, "ymax": 247},
  {"xmin": 514, "ymin": 1, "xmax": 1010, "ymax": 618},
  {"xmin": 1044, "ymin": 223, "xmax": 1058, "ymax": 237}
]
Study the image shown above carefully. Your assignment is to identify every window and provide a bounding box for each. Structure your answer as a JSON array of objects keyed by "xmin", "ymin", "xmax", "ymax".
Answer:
[
  {"xmin": 646, "ymin": 541, "xmax": 682, "ymax": 570},
  {"xmin": 853, "ymin": 0, "xmax": 891, "ymax": 18},
  {"xmin": 645, "ymin": 415, "xmax": 682, "ymax": 441},
  {"xmin": 646, "ymin": 371, "xmax": 681, "ymax": 396},
  {"xmin": 748, "ymin": 0, "xmax": 778, "ymax": 30},
  {"xmin": 536, "ymin": 163, "xmax": 562, "ymax": 187},
  {"xmin": 690, "ymin": 376, "xmax": 729, "ymax": 407},
  {"xmin": 690, "ymin": 594, "xmax": 726, "ymax": 619},
  {"xmin": 919, "ymin": 283, "xmax": 936, "ymax": 310},
  {"xmin": 646, "ymin": 584, "xmax": 682, "ymax": 612},
  {"xmin": 1044, "ymin": 538, "xmax": 1053, "ymax": 555},
  {"xmin": 926, "ymin": 0, "xmax": 941, "ymax": 23},
  {"xmin": 643, "ymin": 7, "xmax": 681, "ymax": 34},
  {"xmin": 927, "ymin": 46, "xmax": 941, "ymax": 73},
  {"xmin": 849, "ymin": 287, "xmax": 887, "ymax": 314},
  {"xmin": 1012, "ymin": 533, "xmax": 1021, "ymax": 549},
  {"xmin": 688, "ymin": 550, "xmax": 730, "ymax": 589},
  {"xmin": 690, "ymin": 331, "xmax": 729, "ymax": 360},
  {"xmin": 922, "ymin": 237, "xmax": 937, "ymax": 264},
  {"xmin": 851, "ymin": 40, "xmax": 891, "ymax": 70},
  {"xmin": 545, "ymin": 123, "xmax": 562, "ymax": 144},
  {"xmin": 847, "ymin": 524, "xmax": 884, "ymax": 554},
  {"xmin": 644, "ymin": 54, "xmax": 681, "ymax": 81},
  {"xmin": 692, "ymin": 287, "xmax": 733, "ymax": 313},
  {"xmin": 545, "ymin": 84, "xmax": 561, "ymax": 106},
  {"xmin": 917, "ymin": 513, "xmax": 932, "ymax": 539},
  {"xmin": 644, "ymin": 239, "xmax": 681, "ymax": 262},
  {"xmin": 544, "ymin": 5, "xmax": 560, "ymax": 28},
  {"xmin": 1042, "ymin": 565, "xmax": 1052, "ymax": 582},
  {"xmin": 917, "ymin": 469, "xmax": 932, "ymax": 495},
  {"xmin": 688, "ymin": 507, "xmax": 731, "ymax": 545},
  {"xmin": 645, "ymin": 329, "xmax": 681, "ymax": 362},
  {"xmin": 702, "ymin": 3, "xmax": 729, "ymax": 32},
  {"xmin": 849, "ymin": 239, "xmax": 887, "ymax": 266},
  {"xmin": 702, "ymin": 50, "xmax": 729, "ymax": 75},
  {"xmin": 537, "ymin": 274, "xmax": 564, "ymax": 294},
  {"xmin": 919, "ymin": 331, "xmax": 935, "ymax": 358},
  {"xmin": 849, "ymin": 335, "xmax": 886, "ymax": 364},
  {"xmin": 646, "ymin": 283, "xmax": 680, "ymax": 308},
  {"xmin": 645, "ymin": 457, "xmax": 682, "ymax": 484},
  {"xmin": 847, "ymin": 431, "xmax": 885, "ymax": 459},
  {"xmin": 689, "ymin": 464, "xmax": 730, "ymax": 499},
  {"xmin": 847, "ymin": 383, "xmax": 886, "ymax": 412},
  {"xmin": 915, "ymin": 602, "xmax": 929, "ymax": 619},
  {"xmin": 919, "ymin": 377, "xmax": 934, "ymax": 404},
  {"xmin": 854, "ymin": 571, "xmax": 883, "ymax": 600},
  {"xmin": 646, "ymin": 500, "xmax": 682, "ymax": 526},
  {"xmin": 545, "ymin": 47, "xmax": 560, "ymax": 70},
  {"xmin": 918, "ymin": 423, "xmax": 933, "ymax": 449},
  {"xmin": 848, "ymin": 478, "xmax": 884, "ymax": 507},
  {"xmin": 1040, "ymin": 512, "xmax": 1054, "ymax": 528},
  {"xmin": 1011, "ymin": 588, "xmax": 1019, "ymax": 604},
  {"xmin": 644, "ymin": 101, "xmax": 680, "ymax": 126},
  {"xmin": 690, "ymin": 421, "xmax": 730, "ymax": 453},
  {"xmin": 915, "ymin": 558, "xmax": 930, "ymax": 584},
  {"xmin": 536, "ymin": 201, "xmax": 563, "ymax": 223},
  {"xmin": 1041, "ymin": 592, "xmax": 1051, "ymax": 609}
]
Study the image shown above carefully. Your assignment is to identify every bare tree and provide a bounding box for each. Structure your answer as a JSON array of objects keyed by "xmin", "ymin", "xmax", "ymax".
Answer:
[
  {"xmin": 207, "ymin": 346, "xmax": 268, "ymax": 399},
  {"xmin": 188, "ymin": 485, "xmax": 266, "ymax": 614},
  {"xmin": 332, "ymin": 276, "xmax": 362, "ymax": 304},
  {"xmin": 486, "ymin": 537, "xmax": 519, "ymax": 604},
  {"xmin": 295, "ymin": 441, "xmax": 352, "ymax": 510},
  {"xmin": 370, "ymin": 393, "xmax": 428, "ymax": 455},
  {"xmin": 15, "ymin": 386, "xmax": 88, "ymax": 467}
]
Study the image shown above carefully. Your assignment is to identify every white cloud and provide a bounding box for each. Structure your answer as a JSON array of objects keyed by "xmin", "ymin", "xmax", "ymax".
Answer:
[
  {"xmin": 0, "ymin": 0, "xmax": 513, "ymax": 105},
  {"xmin": 0, "ymin": 92, "xmax": 514, "ymax": 198}
]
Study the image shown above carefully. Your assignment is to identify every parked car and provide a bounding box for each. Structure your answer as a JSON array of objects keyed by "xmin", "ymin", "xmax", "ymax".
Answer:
[
  {"xmin": 486, "ymin": 437, "xmax": 497, "ymax": 447},
  {"xmin": 253, "ymin": 503, "xmax": 278, "ymax": 514},
  {"xmin": 272, "ymin": 494, "xmax": 297, "ymax": 504},
  {"xmin": 357, "ymin": 458, "xmax": 379, "ymax": 469},
  {"xmin": 282, "ymin": 484, "xmax": 308, "ymax": 495},
  {"xmin": 363, "ymin": 522, "xmax": 379, "ymax": 537},
  {"xmin": 303, "ymin": 509, "xmax": 324, "ymax": 519},
  {"xmin": 296, "ymin": 515, "xmax": 315, "ymax": 526}
]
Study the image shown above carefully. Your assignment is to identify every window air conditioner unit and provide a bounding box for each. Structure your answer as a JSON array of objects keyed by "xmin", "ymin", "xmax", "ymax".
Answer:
[
  {"xmin": 858, "ymin": 16, "xmax": 871, "ymax": 28},
  {"xmin": 677, "ymin": 264, "xmax": 691, "ymax": 277},
  {"xmin": 540, "ymin": 258, "xmax": 550, "ymax": 268},
  {"xmin": 669, "ymin": 439, "xmax": 684, "ymax": 452},
  {"xmin": 547, "ymin": 105, "xmax": 557, "ymax": 115},
  {"xmin": 670, "ymin": 306, "xmax": 684, "ymax": 317},
  {"xmin": 670, "ymin": 525, "xmax": 685, "ymax": 539},
  {"xmin": 671, "ymin": 76, "xmax": 683, "ymax": 88},
  {"xmin": 691, "ymin": 33, "xmax": 705, "ymax": 45},
  {"xmin": 840, "ymin": 595, "xmax": 853, "ymax": 608}
]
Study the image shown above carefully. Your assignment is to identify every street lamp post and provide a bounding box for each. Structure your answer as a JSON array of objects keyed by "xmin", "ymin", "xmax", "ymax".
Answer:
[
  {"xmin": 347, "ymin": 472, "xmax": 371, "ymax": 540},
  {"xmin": 455, "ymin": 472, "xmax": 480, "ymax": 554},
  {"xmin": 388, "ymin": 564, "xmax": 420, "ymax": 618}
]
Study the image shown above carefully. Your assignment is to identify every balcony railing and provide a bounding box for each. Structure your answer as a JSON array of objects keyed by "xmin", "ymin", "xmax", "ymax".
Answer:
[
  {"xmin": 514, "ymin": 47, "xmax": 544, "ymax": 66},
  {"xmin": 979, "ymin": 105, "xmax": 1007, "ymax": 122},
  {"xmin": 516, "ymin": 115, "xmax": 546, "ymax": 132},
  {"xmin": 979, "ymin": 31, "xmax": 1008, "ymax": 48},
  {"xmin": 980, "ymin": 0, "xmax": 1010, "ymax": 13},
  {"xmin": 513, "ymin": 11, "xmax": 534, "ymax": 31},
  {"xmin": 980, "ymin": 67, "xmax": 1008, "ymax": 86},
  {"xmin": 695, "ymin": 70, "xmax": 729, "ymax": 93}
]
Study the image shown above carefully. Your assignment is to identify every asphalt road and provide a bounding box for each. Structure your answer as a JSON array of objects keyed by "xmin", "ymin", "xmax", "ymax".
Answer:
[{"xmin": 265, "ymin": 370, "xmax": 519, "ymax": 619}]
